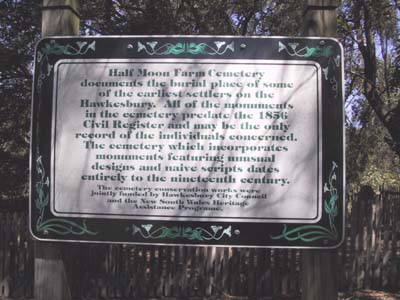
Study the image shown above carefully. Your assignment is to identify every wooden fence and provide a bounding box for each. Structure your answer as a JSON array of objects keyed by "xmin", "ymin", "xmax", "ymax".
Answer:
[
  {"xmin": 339, "ymin": 186, "xmax": 400, "ymax": 292},
  {"xmin": 0, "ymin": 199, "xmax": 33, "ymax": 299},
  {"xmin": 1, "ymin": 187, "xmax": 399, "ymax": 299}
]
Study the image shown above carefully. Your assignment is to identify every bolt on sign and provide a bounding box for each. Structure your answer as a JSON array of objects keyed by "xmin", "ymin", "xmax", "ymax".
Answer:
[{"xmin": 30, "ymin": 36, "xmax": 344, "ymax": 248}]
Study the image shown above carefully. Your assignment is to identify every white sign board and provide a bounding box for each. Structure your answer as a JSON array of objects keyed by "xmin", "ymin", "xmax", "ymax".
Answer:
[{"xmin": 53, "ymin": 60, "xmax": 321, "ymax": 222}]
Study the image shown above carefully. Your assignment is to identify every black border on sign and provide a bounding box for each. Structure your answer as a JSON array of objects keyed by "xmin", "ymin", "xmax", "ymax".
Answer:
[{"xmin": 30, "ymin": 36, "xmax": 345, "ymax": 249}]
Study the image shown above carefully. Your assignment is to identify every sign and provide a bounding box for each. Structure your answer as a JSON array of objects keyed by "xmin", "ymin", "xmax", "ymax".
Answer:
[{"xmin": 31, "ymin": 36, "xmax": 344, "ymax": 248}]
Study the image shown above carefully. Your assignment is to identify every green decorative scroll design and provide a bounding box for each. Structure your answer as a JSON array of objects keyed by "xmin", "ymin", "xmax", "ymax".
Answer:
[
  {"xmin": 278, "ymin": 41, "xmax": 334, "ymax": 58},
  {"xmin": 36, "ymin": 40, "xmax": 96, "ymax": 92},
  {"xmin": 127, "ymin": 224, "xmax": 231, "ymax": 241},
  {"xmin": 35, "ymin": 156, "xmax": 97, "ymax": 236},
  {"xmin": 271, "ymin": 161, "xmax": 339, "ymax": 243},
  {"xmin": 278, "ymin": 41, "xmax": 340, "ymax": 95},
  {"xmin": 137, "ymin": 41, "xmax": 234, "ymax": 55}
]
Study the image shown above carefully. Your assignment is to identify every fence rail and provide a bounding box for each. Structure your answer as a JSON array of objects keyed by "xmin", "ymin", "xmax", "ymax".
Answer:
[{"xmin": 1, "ymin": 187, "xmax": 399, "ymax": 299}]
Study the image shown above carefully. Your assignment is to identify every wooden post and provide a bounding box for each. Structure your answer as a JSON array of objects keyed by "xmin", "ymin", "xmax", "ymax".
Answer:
[
  {"xmin": 301, "ymin": 250, "xmax": 338, "ymax": 300},
  {"xmin": 41, "ymin": 0, "xmax": 80, "ymax": 36},
  {"xmin": 34, "ymin": 243, "xmax": 72, "ymax": 300},
  {"xmin": 303, "ymin": 0, "xmax": 339, "ymax": 37},
  {"xmin": 35, "ymin": 1, "xmax": 79, "ymax": 299},
  {"xmin": 301, "ymin": 1, "xmax": 340, "ymax": 300}
]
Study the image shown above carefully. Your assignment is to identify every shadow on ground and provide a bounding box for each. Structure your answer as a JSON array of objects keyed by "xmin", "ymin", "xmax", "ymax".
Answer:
[{"xmin": 340, "ymin": 290, "xmax": 400, "ymax": 300}]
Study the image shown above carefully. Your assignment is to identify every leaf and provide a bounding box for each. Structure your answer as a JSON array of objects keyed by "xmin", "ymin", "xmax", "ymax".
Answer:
[{"xmin": 324, "ymin": 200, "xmax": 332, "ymax": 214}]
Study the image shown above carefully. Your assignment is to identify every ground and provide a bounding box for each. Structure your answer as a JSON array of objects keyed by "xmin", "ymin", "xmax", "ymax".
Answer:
[{"xmin": 339, "ymin": 290, "xmax": 400, "ymax": 300}]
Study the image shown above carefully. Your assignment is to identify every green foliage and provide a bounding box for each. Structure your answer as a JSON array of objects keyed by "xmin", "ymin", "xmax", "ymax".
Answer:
[
  {"xmin": 0, "ymin": 0, "xmax": 399, "ymax": 200},
  {"xmin": 340, "ymin": 0, "xmax": 400, "ymax": 190},
  {"xmin": 0, "ymin": 0, "xmax": 41, "ymax": 199},
  {"xmin": 81, "ymin": 0, "xmax": 266, "ymax": 36},
  {"xmin": 79, "ymin": 0, "xmax": 303, "ymax": 36},
  {"xmin": 80, "ymin": 0, "xmax": 236, "ymax": 35},
  {"xmin": 346, "ymin": 107, "xmax": 400, "ymax": 191}
]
